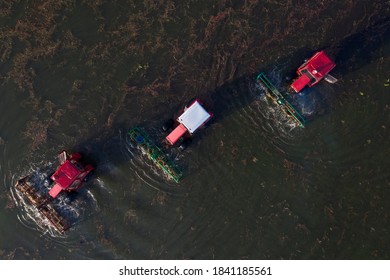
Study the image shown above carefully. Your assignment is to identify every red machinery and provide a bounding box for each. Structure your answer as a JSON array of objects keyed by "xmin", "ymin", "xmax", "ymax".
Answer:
[
  {"xmin": 48, "ymin": 151, "xmax": 94, "ymax": 198},
  {"xmin": 290, "ymin": 51, "xmax": 336, "ymax": 93},
  {"xmin": 15, "ymin": 151, "xmax": 94, "ymax": 233},
  {"xmin": 163, "ymin": 99, "xmax": 213, "ymax": 150}
]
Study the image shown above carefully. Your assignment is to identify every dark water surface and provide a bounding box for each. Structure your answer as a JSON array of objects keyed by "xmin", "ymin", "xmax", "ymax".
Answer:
[{"xmin": 0, "ymin": 0, "xmax": 389, "ymax": 259}]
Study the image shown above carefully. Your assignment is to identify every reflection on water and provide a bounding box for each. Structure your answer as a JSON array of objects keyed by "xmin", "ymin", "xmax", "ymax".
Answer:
[{"xmin": 0, "ymin": 0, "xmax": 389, "ymax": 259}]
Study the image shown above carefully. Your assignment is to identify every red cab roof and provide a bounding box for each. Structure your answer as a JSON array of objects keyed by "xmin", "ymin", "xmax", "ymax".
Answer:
[
  {"xmin": 50, "ymin": 160, "xmax": 79, "ymax": 189},
  {"xmin": 298, "ymin": 51, "xmax": 336, "ymax": 81}
]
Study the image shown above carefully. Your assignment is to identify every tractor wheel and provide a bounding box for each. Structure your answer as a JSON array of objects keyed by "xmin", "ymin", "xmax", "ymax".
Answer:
[
  {"xmin": 179, "ymin": 138, "xmax": 192, "ymax": 151},
  {"xmin": 83, "ymin": 171, "xmax": 94, "ymax": 182},
  {"xmin": 162, "ymin": 119, "xmax": 174, "ymax": 132}
]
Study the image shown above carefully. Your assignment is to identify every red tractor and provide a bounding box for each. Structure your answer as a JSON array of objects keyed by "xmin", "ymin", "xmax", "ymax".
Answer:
[
  {"xmin": 48, "ymin": 151, "xmax": 94, "ymax": 198},
  {"xmin": 163, "ymin": 99, "xmax": 213, "ymax": 151},
  {"xmin": 290, "ymin": 50, "xmax": 337, "ymax": 93},
  {"xmin": 15, "ymin": 151, "xmax": 94, "ymax": 233}
]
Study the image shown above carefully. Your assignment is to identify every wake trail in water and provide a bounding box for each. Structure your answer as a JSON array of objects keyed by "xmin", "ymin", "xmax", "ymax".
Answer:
[
  {"xmin": 9, "ymin": 159, "xmax": 100, "ymax": 240},
  {"xmin": 120, "ymin": 129, "xmax": 185, "ymax": 194}
]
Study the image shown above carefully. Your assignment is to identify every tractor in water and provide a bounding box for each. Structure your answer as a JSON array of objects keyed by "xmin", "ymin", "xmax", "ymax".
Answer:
[
  {"xmin": 15, "ymin": 151, "xmax": 94, "ymax": 233},
  {"xmin": 257, "ymin": 50, "xmax": 337, "ymax": 127},
  {"xmin": 163, "ymin": 99, "xmax": 213, "ymax": 151},
  {"xmin": 128, "ymin": 99, "xmax": 213, "ymax": 182},
  {"xmin": 290, "ymin": 50, "xmax": 337, "ymax": 93}
]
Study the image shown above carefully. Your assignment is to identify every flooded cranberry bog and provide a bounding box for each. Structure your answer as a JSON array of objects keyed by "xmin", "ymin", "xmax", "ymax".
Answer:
[{"xmin": 0, "ymin": 1, "xmax": 389, "ymax": 259}]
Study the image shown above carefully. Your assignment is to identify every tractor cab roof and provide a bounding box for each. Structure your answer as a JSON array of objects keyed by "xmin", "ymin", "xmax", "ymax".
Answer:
[
  {"xmin": 299, "ymin": 51, "xmax": 336, "ymax": 79},
  {"xmin": 51, "ymin": 160, "xmax": 80, "ymax": 189},
  {"xmin": 178, "ymin": 101, "xmax": 211, "ymax": 133}
]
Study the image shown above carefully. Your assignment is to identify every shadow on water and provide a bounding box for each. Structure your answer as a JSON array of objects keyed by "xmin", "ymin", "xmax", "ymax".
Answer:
[
  {"xmin": 17, "ymin": 14, "xmax": 388, "ymax": 239},
  {"xmin": 71, "ymin": 120, "xmax": 184, "ymax": 192},
  {"xmin": 73, "ymin": 15, "xmax": 390, "ymax": 177},
  {"xmin": 330, "ymin": 17, "xmax": 390, "ymax": 77},
  {"xmin": 2, "ymin": 0, "xmax": 388, "ymax": 260},
  {"xmin": 194, "ymin": 17, "xmax": 390, "ymax": 132},
  {"xmin": 72, "ymin": 126, "xmax": 126, "ymax": 178}
]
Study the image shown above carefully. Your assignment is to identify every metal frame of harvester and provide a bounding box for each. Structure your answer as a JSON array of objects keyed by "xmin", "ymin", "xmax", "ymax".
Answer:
[
  {"xmin": 256, "ymin": 72, "xmax": 306, "ymax": 128},
  {"xmin": 128, "ymin": 127, "xmax": 182, "ymax": 183}
]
